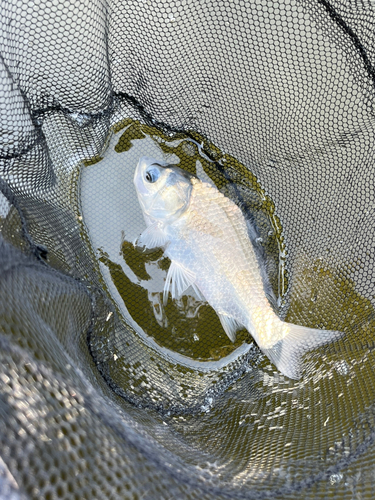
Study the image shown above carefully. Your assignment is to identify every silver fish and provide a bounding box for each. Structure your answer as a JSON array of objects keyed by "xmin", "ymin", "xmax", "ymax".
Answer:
[{"xmin": 133, "ymin": 156, "xmax": 341, "ymax": 379}]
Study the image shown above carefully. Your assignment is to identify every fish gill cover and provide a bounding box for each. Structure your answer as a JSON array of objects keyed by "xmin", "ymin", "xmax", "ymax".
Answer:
[{"xmin": 1, "ymin": 0, "xmax": 375, "ymax": 499}]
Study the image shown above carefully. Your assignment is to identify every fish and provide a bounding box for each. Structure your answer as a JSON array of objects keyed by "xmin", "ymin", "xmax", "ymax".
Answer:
[{"xmin": 133, "ymin": 156, "xmax": 341, "ymax": 379}]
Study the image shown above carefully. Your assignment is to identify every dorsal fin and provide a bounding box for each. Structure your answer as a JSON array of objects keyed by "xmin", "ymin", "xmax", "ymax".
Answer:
[{"xmin": 217, "ymin": 313, "xmax": 242, "ymax": 342}]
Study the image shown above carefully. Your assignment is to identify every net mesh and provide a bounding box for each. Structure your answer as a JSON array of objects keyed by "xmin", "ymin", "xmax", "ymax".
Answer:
[{"xmin": 1, "ymin": 0, "xmax": 375, "ymax": 498}]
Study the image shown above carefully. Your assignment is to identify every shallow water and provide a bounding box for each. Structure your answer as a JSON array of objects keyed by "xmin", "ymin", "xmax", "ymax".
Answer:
[{"xmin": 80, "ymin": 119, "xmax": 287, "ymax": 363}]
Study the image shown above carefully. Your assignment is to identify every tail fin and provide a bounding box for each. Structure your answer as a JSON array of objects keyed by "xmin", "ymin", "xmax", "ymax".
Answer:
[{"xmin": 262, "ymin": 323, "xmax": 343, "ymax": 380}]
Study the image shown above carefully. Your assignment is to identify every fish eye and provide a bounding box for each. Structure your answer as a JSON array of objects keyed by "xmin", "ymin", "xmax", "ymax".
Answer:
[{"xmin": 145, "ymin": 167, "xmax": 160, "ymax": 183}]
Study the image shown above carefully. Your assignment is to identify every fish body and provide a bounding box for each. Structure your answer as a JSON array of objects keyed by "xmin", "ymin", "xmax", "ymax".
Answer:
[{"xmin": 134, "ymin": 157, "xmax": 340, "ymax": 379}]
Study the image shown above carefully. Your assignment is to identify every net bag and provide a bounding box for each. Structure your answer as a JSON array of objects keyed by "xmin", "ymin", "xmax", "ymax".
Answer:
[{"xmin": 1, "ymin": 0, "xmax": 375, "ymax": 498}]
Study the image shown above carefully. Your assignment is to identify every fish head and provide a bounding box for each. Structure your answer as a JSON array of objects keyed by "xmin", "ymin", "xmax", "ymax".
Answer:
[{"xmin": 134, "ymin": 156, "xmax": 193, "ymax": 221}]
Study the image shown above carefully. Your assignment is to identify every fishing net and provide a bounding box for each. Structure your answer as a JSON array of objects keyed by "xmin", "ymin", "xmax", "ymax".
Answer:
[{"xmin": 1, "ymin": 0, "xmax": 375, "ymax": 498}]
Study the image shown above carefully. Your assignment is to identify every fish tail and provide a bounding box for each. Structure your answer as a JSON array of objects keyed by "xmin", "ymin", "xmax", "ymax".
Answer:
[{"xmin": 261, "ymin": 323, "xmax": 343, "ymax": 380}]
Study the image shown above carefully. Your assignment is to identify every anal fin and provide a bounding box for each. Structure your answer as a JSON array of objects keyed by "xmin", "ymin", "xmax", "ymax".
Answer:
[{"xmin": 218, "ymin": 313, "xmax": 242, "ymax": 342}]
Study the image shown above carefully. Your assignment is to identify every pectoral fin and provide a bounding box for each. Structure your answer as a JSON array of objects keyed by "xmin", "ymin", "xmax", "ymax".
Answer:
[
  {"xmin": 136, "ymin": 223, "xmax": 168, "ymax": 249},
  {"xmin": 163, "ymin": 261, "xmax": 198, "ymax": 304},
  {"xmin": 218, "ymin": 313, "xmax": 242, "ymax": 342}
]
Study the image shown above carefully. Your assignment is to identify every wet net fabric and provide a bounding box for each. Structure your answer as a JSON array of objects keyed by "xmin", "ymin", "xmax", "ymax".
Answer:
[{"xmin": 1, "ymin": 0, "xmax": 375, "ymax": 498}]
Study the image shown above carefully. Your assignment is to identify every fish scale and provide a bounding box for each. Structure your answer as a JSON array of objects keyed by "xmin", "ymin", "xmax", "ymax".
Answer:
[{"xmin": 184, "ymin": 184, "xmax": 273, "ymax": 333}]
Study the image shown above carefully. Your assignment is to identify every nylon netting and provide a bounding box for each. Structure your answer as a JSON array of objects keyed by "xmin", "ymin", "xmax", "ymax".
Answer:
[{"xmin": 1, "ymin": 0, "xmax": 375, "ymax": 498}]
